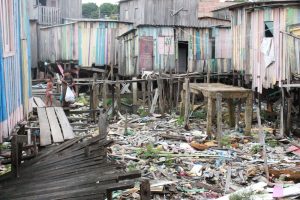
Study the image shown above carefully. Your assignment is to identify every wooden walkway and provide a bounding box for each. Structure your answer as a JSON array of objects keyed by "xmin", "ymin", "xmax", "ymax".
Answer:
[
  {"xmin": 37, "ymin": 107, "xmax": 74, "ymax": 146},
  {"xmin": 0, "ymin": 135, "xmax": 141, "ymax": 200}
]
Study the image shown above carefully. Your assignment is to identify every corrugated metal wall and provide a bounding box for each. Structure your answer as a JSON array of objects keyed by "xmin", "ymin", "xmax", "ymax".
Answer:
[
  {"xmin": 231, "ymin": 5, "xmax": 300, "ymax": 92},
  {"xmin": 118, "ymin": 25, "xmax": 232, "ymax": 77},
  {"xmin": 0, "ymin": 0, "xmax": 32, "ymax": 142},
  {"xmin": 39, "ymin": 21, "xmax": 133, "ymax": 67}
]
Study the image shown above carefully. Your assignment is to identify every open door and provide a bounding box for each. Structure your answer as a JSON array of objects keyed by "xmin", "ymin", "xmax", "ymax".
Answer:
[{"xmin": 178, "ymin": 41, "xmax": 188, "ymax": 73}]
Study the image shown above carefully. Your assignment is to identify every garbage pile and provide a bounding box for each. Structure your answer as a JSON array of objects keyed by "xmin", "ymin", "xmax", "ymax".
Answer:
[{"xmin": 105, "ymin": 112, "xmax": 300, "ymax": 200}]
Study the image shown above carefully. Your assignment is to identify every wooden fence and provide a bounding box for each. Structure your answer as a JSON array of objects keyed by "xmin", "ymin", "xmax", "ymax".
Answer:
[{"xmin": 38, "ymin": 6, "xmax": 61, "ymax": 25}]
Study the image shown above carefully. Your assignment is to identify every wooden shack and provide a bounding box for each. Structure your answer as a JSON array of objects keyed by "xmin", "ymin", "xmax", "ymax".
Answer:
[
  {"xmin": 39, "ymin": 20, "xmax": 133, "ymax": 67},
  {"xmin": 118, "ymin": 0, "xmax": 233, "ymax": 77},
  {"xmin": 219, "ymin": 1, "xmax": 300, "ymax": 92},
  {"xmin": 118, "ymin": 25, "xmax": 232, "ymax": 77},
  {"xmin": 0, "ymin": 0, "xmax": 32, "ymax": 142}
]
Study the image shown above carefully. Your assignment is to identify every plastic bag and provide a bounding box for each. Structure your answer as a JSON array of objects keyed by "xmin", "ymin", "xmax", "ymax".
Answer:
[{"xmin": 65, "ymin": 87, "xmax": 75, "ymax": 103}]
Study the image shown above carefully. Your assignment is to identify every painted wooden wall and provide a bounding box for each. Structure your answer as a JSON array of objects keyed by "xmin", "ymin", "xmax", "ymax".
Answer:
[
  {"xmin": 39, "ymin": 21, "xmax": 133, "ymax": 67},
  {"xmin": 118, "ymin": 25, "xmax": 232, "ymax": 77},
  {"xmin": 0, "ymin": 0, "xmax": 32, "ymax": 142},
  {"xmin": 231, "ymin": 5, "xmax": 300, "ymax": 92}
]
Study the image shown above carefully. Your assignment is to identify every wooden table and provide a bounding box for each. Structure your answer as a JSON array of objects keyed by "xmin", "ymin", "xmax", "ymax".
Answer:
[{"xmin": 182, "ymin": 83, "xmax": 253, "ymax": 136}]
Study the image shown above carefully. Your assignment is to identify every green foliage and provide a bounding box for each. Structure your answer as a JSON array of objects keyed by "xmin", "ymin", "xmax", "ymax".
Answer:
[
  {"xmin": 221, "ymin": 135, "xmax": 231, "ymax": 147},
  {"xmin": 106, "ymin": 98, "xmax": 113, "ymax": 106},
  {"xmin": 229, "ymin": 191, "xmax": 255, "ymax": 200},
  {"xmin": 250, "ymin": 144, "xmax": 262, "ymax": 154},
  {"xmin": 176, "ymin": 116, "xmax": 184, "ymax": 126},
  {"xmin": 99, "ymin": 3, "xmax": 119, "ymax": 18},
  {"xmin": 165, "ymin": 154, "xmax": 174, "ymax": 167},
  {"xmin": 138, "ymin": 107, "xmax": 148, "ymax": 117},
  {"xmin": 192, "ymin": 110, "xmax": 206, "ymax": 120},
  {"xmin": 127, "ymin": 163, "xmax": 138, "ymax": 172},
  {"xmin": 137, "ymin": 144, "xmax": 160, "ymax": 159},
  {"xmin": 82, "ymin": 3, "xmax": 99, "ymax": 19},
  {"xmin": 266, "ymin": 139, "xmax": 278, "ymax": 148}
]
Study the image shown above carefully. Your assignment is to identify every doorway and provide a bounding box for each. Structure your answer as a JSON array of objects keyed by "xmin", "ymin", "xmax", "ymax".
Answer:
[{"xmin": 178, "ymin": 41, "xmax": 188, "ymax": 73}]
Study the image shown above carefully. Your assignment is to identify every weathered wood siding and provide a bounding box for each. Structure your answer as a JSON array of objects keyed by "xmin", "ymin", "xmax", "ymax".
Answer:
[
  {"xmin": 0, "ymin": 0, "xmax": 32, "ymax": 142},
  {"xmin": 231, "ymin": 4, "xmax": 300, "ymax": 92},
  {"xmin": 39, "ymin": 21, "xmax": 133, "ymax": 67},
  {"xmin": 30, "ymin": 20, "xmax": 38, "ymax": 69},
  {"xmin": 120, "ymin": 0, "xmax": 230, "ymax": 27},
  {"xmin": 118, "ymin": 25, "xmax": 232, "ymax": 77},
  {"xmin": 59, "ymin": 0, "xmax": 82, "ymax": 20}
]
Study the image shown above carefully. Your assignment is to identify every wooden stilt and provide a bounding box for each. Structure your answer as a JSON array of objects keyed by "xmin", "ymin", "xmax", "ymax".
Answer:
[
  {"xmin": 207, "ymin": 96, "xmax": 213, "ymax": 138},
  {"xmin": 216, "ymin": 93, "xmax": 222, "ymax": 147},
  {"xmin": 158, "ymin": 78, "xmax": 165, "ymax": 114},
  {"xmin": 170, "ymin": 77, "xmax": 174, "ymax": 113},
  {"xmin": 287, "ymin": 95, "xmax": 292, "ymax": 136},
  {"xmin": 227, "ymin": 99, "xmax": 235, "ymax": 128},
  {"xmin": 147, "ymin": 79, "xmax": 152, "ymax": 112},
  {"xmin": 184, "ymin": 78, "xmax": 190, "ymax": 128},
  {"xmin": 116, "ymin": 75, "xmax": 121, "ymax": 111},
  {"xmin": 150, "ymin": 89, "xmax": 159, "ymax": 114},
  {"xmin": 280, "ymin": 87, "xmax": 285, "ymax": 137},
  {"xmin": 244, "ymin": 92, "xmax": 253, "ymax": 135},
  {"xmin": 142, "ymin": 81, "xmax": 146, "ymax": 108},
  {"xmin": 132, "ymin": 77, "xmax": 138, "ymax": 106},
  {"xmin": 103, "ymin": 81, "xmax": 108, "ymax": 110},
  {"xmin": 99, "ymin": 109, "xmax": 108, "ymax": 139},
  {"xmin": 140, "ymin": 179, "xmax": 151, "ymax": 200}
]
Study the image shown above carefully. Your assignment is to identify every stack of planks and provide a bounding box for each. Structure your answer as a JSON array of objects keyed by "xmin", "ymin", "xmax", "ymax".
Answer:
[
  {"xmin": 0, "ymin": 135, "xmax": 141, "ymax": 199},
  {"xmin": 37, "ymin": 107, "xmax": 74, "ymax": 146}
]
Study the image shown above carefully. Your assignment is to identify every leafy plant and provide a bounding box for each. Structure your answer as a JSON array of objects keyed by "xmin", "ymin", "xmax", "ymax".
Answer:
[
  {"xmin": 165, "ymin": 154, "xmax": 174, "ymax": 167},
  {"xmin": 266, "ymin": 139, "xmax": 278, "ymax": 148},
  {"xmin": 138, "ymin": 107, "xmax": 148, "ymax": 117},
  {"xmin": 192, "ymin": 110, "xmax": 206, "ymax": 120},
  {"xmin": 250, "ymin": 144, "xmax": 261, "ymax": 154},
  {"xmin": 176, "ymin": 116, "xmax": 184, "ymax": 126},
  {"xmin": 137, "ymin": 144, "xmax": 160, "ymax": 159},
  {"xmin": 127, "ymin": 163, "xmax": 138, "ymax": 172},
  {"xmin": 229, "ymin": 191, "xmax": 255, "ymax": 200},
  {"xmin": 221, "ymin": 135, "xmax": 231, "ymax": 147}
]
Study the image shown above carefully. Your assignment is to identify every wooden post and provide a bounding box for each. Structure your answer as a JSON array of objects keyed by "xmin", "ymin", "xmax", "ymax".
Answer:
[
  {"xmin": 191, "ymin": 78, "xmax": 197, "ymax": 108},
  {"xmin": 244, "ymin": 92, "xmax": 253, "ymax": 135},
  {"xmin": 11, "ymin": 135, "xmax": 20, "ymax": 178},
  {"xmin": 287, "ymin": 96, "xmax": 292, "ymax": 136},
  {"xmin": 207, "ymin": 62, "xmax": 210, "ymax": 83},
  {"xmin": 99, "ymin": 109, "xmax": 108, "ymax": 139},
  {"xmin": 124, "ymin": 113, "xmax": 128, "ymax": 135},
  {"xmin": 142, "ymin": 81, "xmax": 146, "ymax": 108},
  {"xmin": 224, "ymin": 164, "xmax": 232, "ymax": 194},
  {"xmin": 140, "ymin": 179, "xmax": 151, "ymax": 200},
  {"xmin": 158, "ymin": 78, "xmax": 165, "ymax": 115},
  {"xmin": 184, "ymin": 78, "xmax": 190, "ymax": 128},
  {"xmin": 103, "ymin": 81, "xmax": 108, "ymax": 110},
  {"xmin": 280, "ymin": 87, "xmax": 285, "ymax": 137},
  {"xmin": 257, "ymin": 105, "xmax": 270, "ymax": 181},
  {"xmin": 132, "ymin": 77, "xmax": 138, "ymax": 106},
  {"xmin": 111, "ymin": 85, "xmax": 115, "ymax": 117},
  {"xmin": 207, "ymin": 95, "xmax": 213, "ymax": 138},
  {"xmin": 147, "ymin": 79, "xmax": 152, "ymax": 112},
  {"xmin": 216, "ymin": 93, "xmax": 222, "ymax": 147},
  {"xmin": 170, "ymin": 77, "xmax": 174, "ymax": 113},
  {"xmin": 150, "ymin": 89, "xmax": 159, "ymax": 114},
  {"xmin": 176, "ymin": 78, "xmax": 182, "ymax": 112},
  {"xmin": 91, "ymin": 73, "xmax": 99, "ymax": 122},
  {"xmin": 116, "ymin": 75, "xmax": 121, "ymax": 111},
  {"xmin": 227, "ymin": 99, "xmax": 235, "ymax": 128}
]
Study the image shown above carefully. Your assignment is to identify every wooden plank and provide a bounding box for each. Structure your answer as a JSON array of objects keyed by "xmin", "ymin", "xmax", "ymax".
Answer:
[
  {"xmin": 34, "ymin": 97, "xmax": 46, "ymax": 107},
  {"xmin": 37, "ymin": 108, "xmax": 52, "ymax": 146},
  {"xmin": 54, "ymin": 107, "xmax": 74, "ymax": 140},
  {"xmin": 46, "ymin": 107, "xmax": 64, "ymax": 143}
]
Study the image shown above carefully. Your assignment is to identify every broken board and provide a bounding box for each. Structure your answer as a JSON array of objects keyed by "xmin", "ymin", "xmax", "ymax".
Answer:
[
  {"xmin": 46, "ymin": 108, "xmax": 64, "ymax": 143},
  {"xmin": 37, "ymin": 107, "xmax": 74, "ymax": 146},
  {"xmin": 34, "ymin": 97, "xmax": 46, "ymax": 107},
  {"xmin": 55, "ymin": 107, "xmax": 74, "ymax": 140},
  {"xmin": 37, "ymin": 108, "xmax": 52, "ymax": 146}
]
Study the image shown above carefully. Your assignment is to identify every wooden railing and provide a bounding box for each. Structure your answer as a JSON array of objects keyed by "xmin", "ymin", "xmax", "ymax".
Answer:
[{"xmin": 38, "ymin": 6, "xmax": 61, "ymax": 25}]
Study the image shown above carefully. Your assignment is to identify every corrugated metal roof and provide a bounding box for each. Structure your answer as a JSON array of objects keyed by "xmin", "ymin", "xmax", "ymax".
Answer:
[
  {"xmin": 214, "ymin": 0, "xmax": 300, "ymax": 11},
  {"xmin": 64, "ymin": 18, "xmax": 133, "ymax": 24},
  {"xmin": 136, "ymin": 23, "xmax": 231, "ymax": 29}
]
